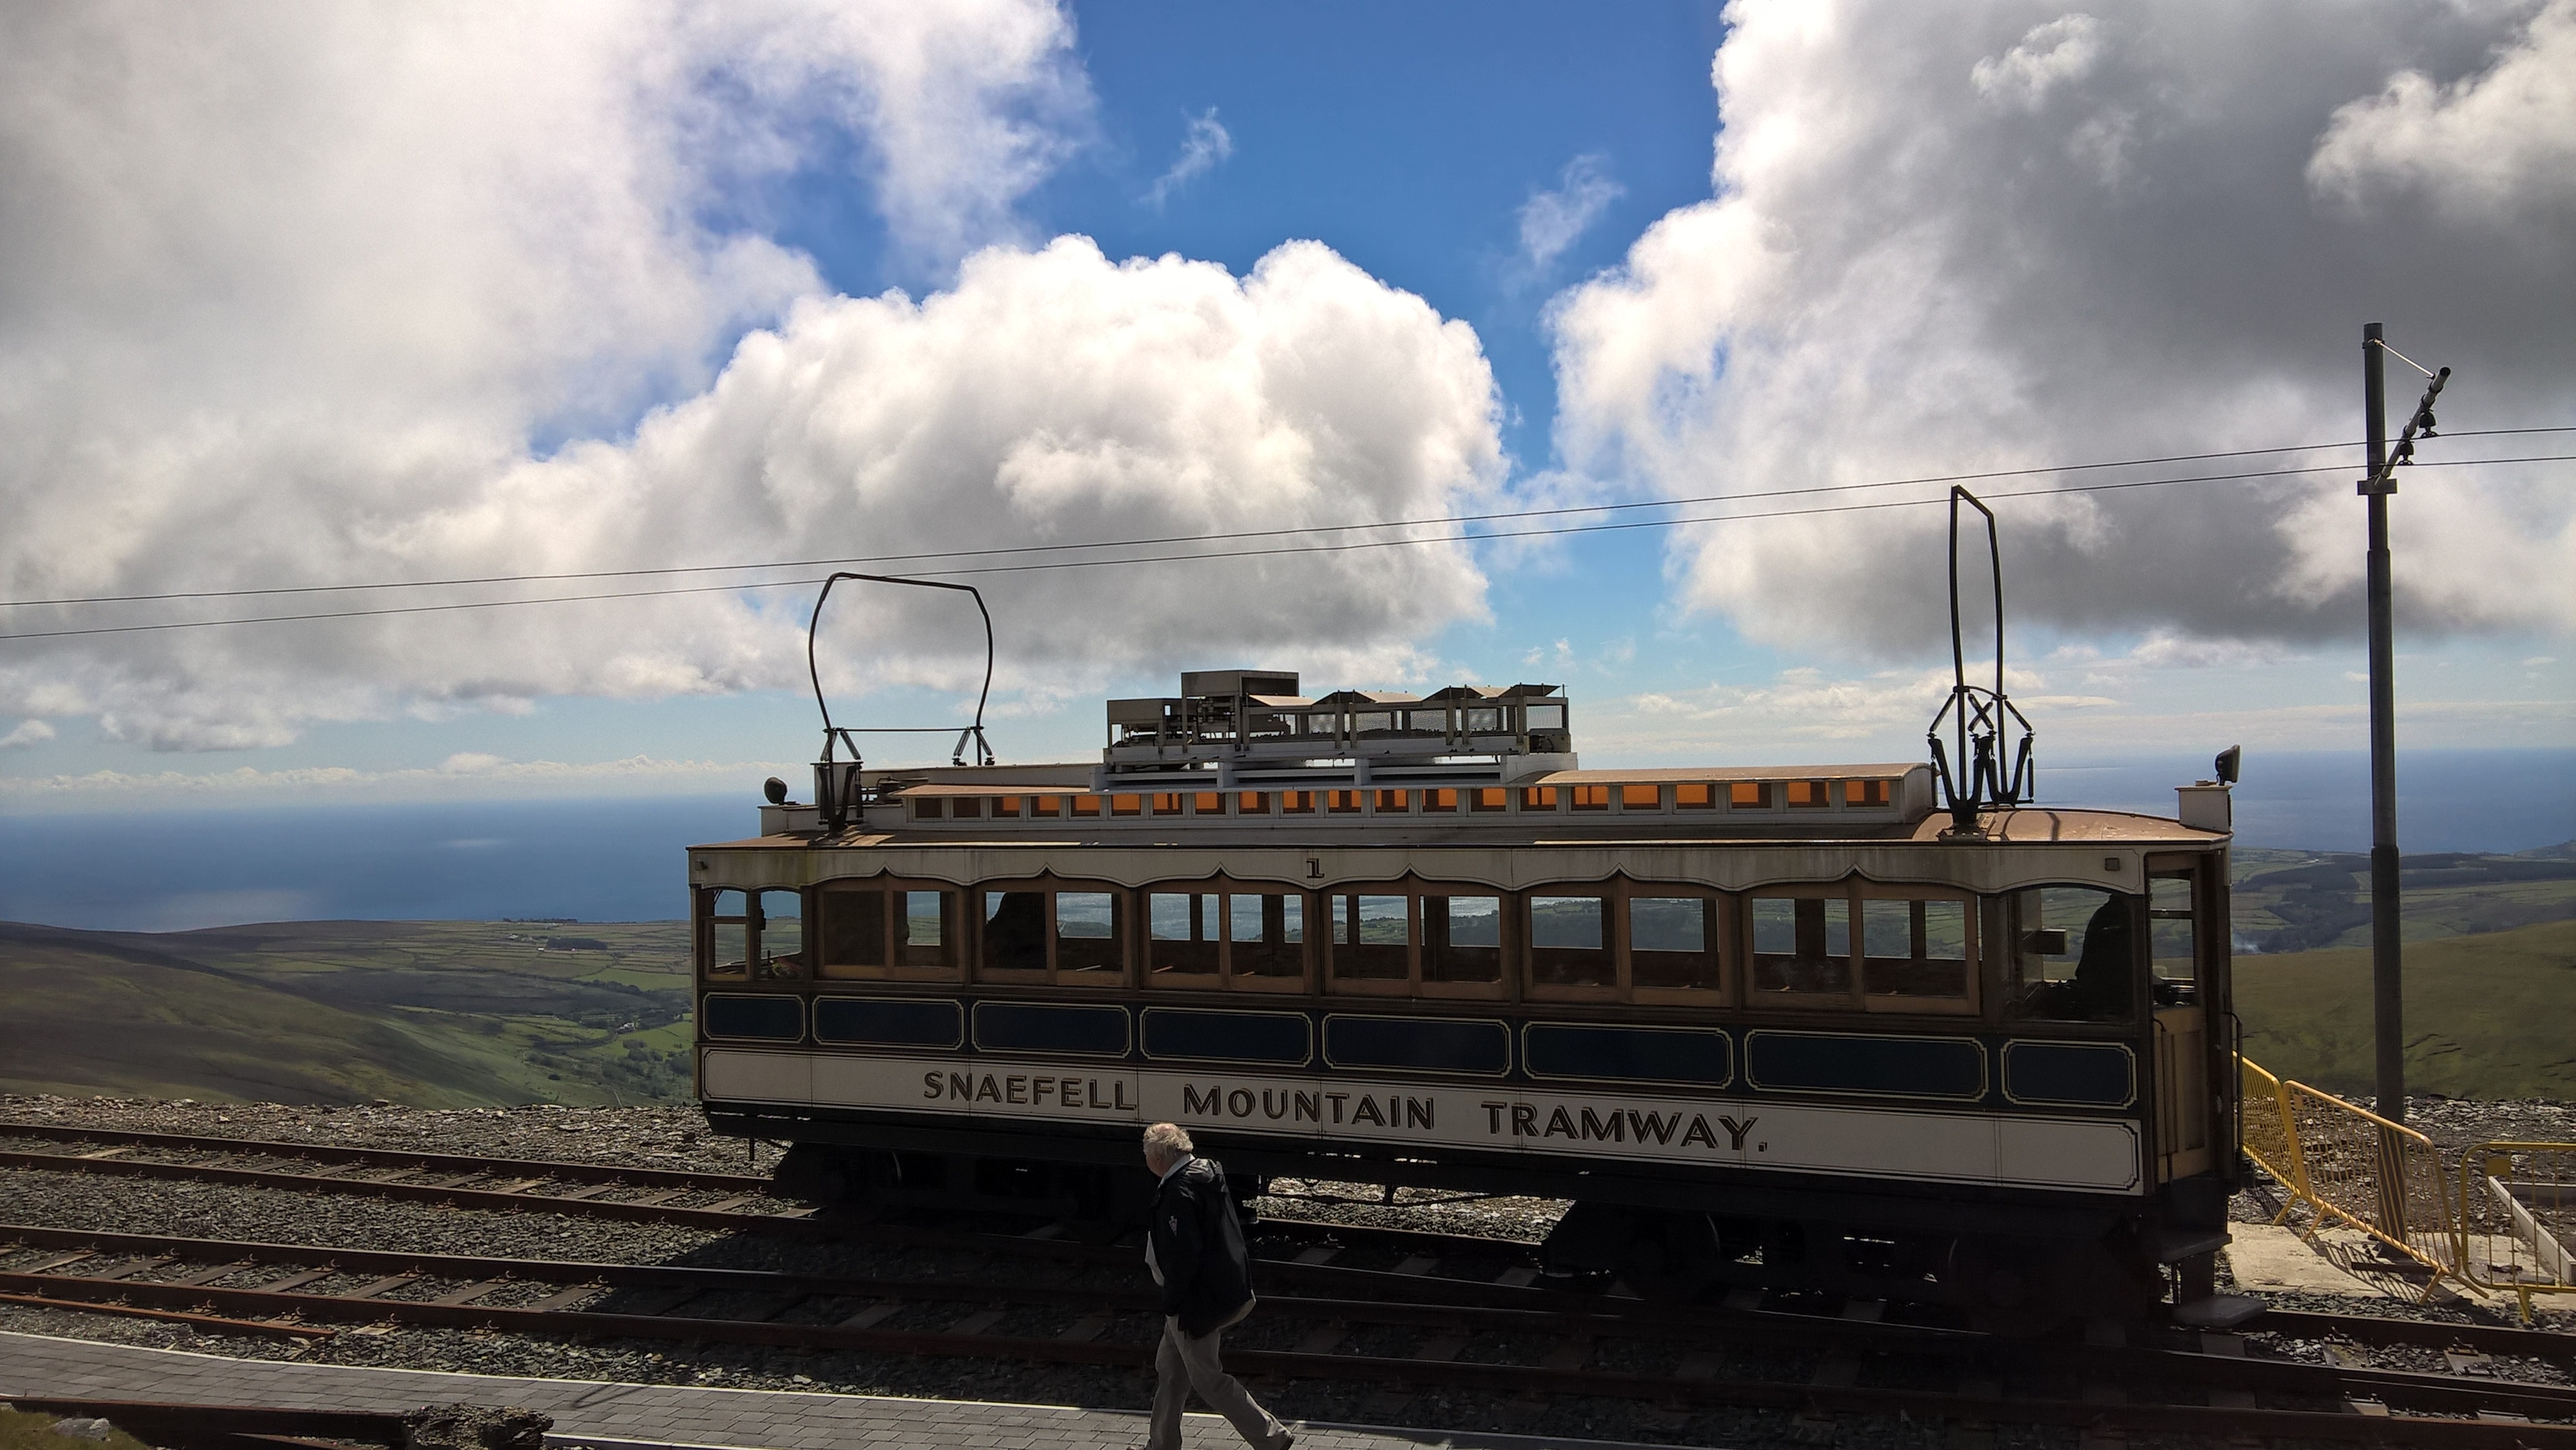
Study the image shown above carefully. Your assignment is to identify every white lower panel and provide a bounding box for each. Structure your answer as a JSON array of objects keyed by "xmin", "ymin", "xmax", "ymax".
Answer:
[{"xmin": 702, "ymin": 1048, "xmax": 2142, "ymax": 1195}]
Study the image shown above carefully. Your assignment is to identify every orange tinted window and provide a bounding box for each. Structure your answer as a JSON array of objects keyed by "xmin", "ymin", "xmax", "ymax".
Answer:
[
  {"xmin": 1030, "ymin": 795, "xmax": 1061, "ymax": 817},
  {"xmin": 1068, "ymin": 795, "xmax": 1100, "ymax": 817},
  {"xmin": 1675, "ymin": 783, "xmax": 1716, "ymax": 809},
  {"xmin": 991, "ymin": 795, "xmax": 1021, "ymax": 817},
  {"xmin": 1787, "ymin": 780, "xmax": 1829, "ymax": 808},
  {"xmin": 1620, "ymin": 784, "xmax": 1660, "ymax": 810},
  {"xmin": 1844, "ymin": 779, "xmax": 1891, "ymax": 807},
  {"xmin": 1281, "ymin": 791, "xmax": 1316, "ymax": 814},
  {"xmin": 1572, "ymin": 785, "xmax": 1610, "ymax": 810},
  {"xmin": 1327, "ymin": 790, "xmax": 1363, "ymax": 814},
  {"xmin": 1238, "ymin": 791, "xmax": 1268, "ymax": 814},
  {"xmin": 1473, "ymin": 787, "xmax": 1509, "ymax": 812},
  {"xmin": 1110, "ymin": 794, "xmax": 1143, "ymax": 817},
  {"xmin": 1423, "ymin": 789, "xmax": 1458, "ymax": 813},
  {"xmin": 1522, "ymin": 786, "xmax": 1559, "ymax": 809},
  {"xmin": 1375, "ymin": 789, "xmax": 1409, "ymax": 811},
  {"xmin": 1729, "ymin": 782, "xmax": 1772, "ymax": 808}
]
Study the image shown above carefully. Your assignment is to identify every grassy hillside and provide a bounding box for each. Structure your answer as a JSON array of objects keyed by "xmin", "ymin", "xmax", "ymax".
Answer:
[
  {"xmin": 2233, "ymin": 918, "xmax": 2576, "ymax": 1100},
  {"xmin": 0, "ymin": 919, "xmax": 692, "ymax": 1107}
]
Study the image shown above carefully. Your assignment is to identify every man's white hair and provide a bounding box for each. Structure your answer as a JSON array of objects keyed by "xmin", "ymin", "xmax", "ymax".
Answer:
[{"xmin": 1142, "ymin": 1122, "xmax": 1193, "ymax": 1155}]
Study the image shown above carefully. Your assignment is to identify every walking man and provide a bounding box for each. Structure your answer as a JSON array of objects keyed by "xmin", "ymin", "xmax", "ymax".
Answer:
[{"xmin": 1139, "ymin": 1122, "xmax": 1293, "ymax": 1450}]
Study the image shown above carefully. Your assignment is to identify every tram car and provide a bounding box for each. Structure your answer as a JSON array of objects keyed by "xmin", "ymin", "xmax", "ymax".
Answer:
[{"xmin": 688, "ymin": 660, "xmax": 2250, "ymax": 1327}]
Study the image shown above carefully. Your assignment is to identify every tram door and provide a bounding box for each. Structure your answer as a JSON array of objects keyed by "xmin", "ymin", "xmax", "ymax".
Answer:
[{"xmin": 2146, "ymin": 855, "xmax": 2215, "ymax": 1181}]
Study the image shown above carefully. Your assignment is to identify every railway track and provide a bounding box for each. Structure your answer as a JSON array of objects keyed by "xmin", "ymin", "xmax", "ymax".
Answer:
[
  {"xmin": 6, "ymin": 1220, "xmax": 2573, "ymax": 1446},
  {"xmin": 9, "ymin": 1125, "xmax": 2576, "ymax": 1443}
]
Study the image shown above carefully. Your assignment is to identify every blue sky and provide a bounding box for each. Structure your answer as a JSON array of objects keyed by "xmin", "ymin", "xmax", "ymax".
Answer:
[{"xmin": 0, "ymin": 0, "xmax": 2568, "ymax": 813}]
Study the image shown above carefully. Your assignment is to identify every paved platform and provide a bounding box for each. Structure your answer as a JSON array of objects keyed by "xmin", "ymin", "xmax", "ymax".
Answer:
[{"xmin": 0, "ymin": 1331, "xmax": 1683, "ymax": 1450}]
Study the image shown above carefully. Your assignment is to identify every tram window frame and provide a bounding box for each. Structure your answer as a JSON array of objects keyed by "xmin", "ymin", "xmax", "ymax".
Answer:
[
  {"xmin": 1238, "ymin": 791, "xmax": 1270, "ymax": 816},
  {"xmin": 1281, "ymin": 791, "xmax": 1317, "ymax": 815},
  {"xmin": 1145, "ymin": 887, "xmax": 1224, "ymax": 985},
  {"xmin": 1522, "ymin": 786, "xmax": 1561, "ymax": 811},
  {"xmin": 815, "ymin": 879, "xmax": 963, "ymax": 982},
  {"xmin": 2143, "ymin": 852, "xmax": 2207, "ymax": 1010},
  {"xmin": 990, "ymin": 795, "xmax": 1021, "ymax": 819},
  {"xmin": 1852, "ymin": 887, "xmax": 1979, "ymax": 1015},
  {"xmin": 1570, "ymin": 784, "xmax": 1611, "ymax": 811},
  {"xmin": 950, "ymin": 795, "xmax": 983, "ymax": 819},
  {"xmin": 1743, "ymin": 885, "xmax": 1857, "ymax": 1007},
  {"xmin": 909, "ymin": 795, "xmax": 945, "ymax": 821},
  {"xmin": 698, "ymin": 887, "xmax": 753, "ymax": 983},
  {"xmin": 1619, "ymin": 784, "xmax": 1661, "ymax": 811},
  {"xmin": 1844, "ymin": 778, "xmax": 1892, "ymax": 808},
  {"xmin": 1327, "ymin": 789, "xmax": 1365, "ymax": 814},
  {"xmin": 972, "ymin": 876, "xmax": 1131, "ymax": 986},
  {"xmin": 1729, "ymin": 781, "xmax": 1775, "ymax": 810},
  {"xmin": 1519, "ymin": 883, "xmax": 1728, "ymax": 1004},
  {"xmin": 1470, "ymin": 787, "xmax": 1510, "ymax": 813},
  {"xmin": 1675, "ymin": 783, "xmax": 1717, "ymax": 810},
  {"xmin": 1215, "ymin": 879, "xmax": 1314, "ymax": 991},
  {"xmin": 1067, "ymin": 795, "xmax": 1101, "ymax": 818},
  {"xmin": 1376, "ymin": 789, "xmax": 1411, "ymax": 813},
  {"xmin": 1193, "ymin": 791, "xmax": 1227, "ymax": 816},
  {"xmin": 1784, "ymin": 780, "xmax": 1832, "ymax": 809},
  {"xmin": 1323, "ymin": 883, "xmax": 1511, "ymax": 999},
  {"xmin": 1996, "ymin": 884, "xmax": 2139, "ymax": 1026},
  {"xmin": 1422, "ymin": 787, "xmax": 1460, "ymax": 813}
]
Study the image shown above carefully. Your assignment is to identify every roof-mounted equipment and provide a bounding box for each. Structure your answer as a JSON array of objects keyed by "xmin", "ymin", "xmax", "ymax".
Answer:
[
  {"xmin": 806, "ymin": 571, "xmax": 997, "ymax": 834},
  {"xmin": 1926, "ymin": 486, "xmax": 2034, "ymax": 838}
]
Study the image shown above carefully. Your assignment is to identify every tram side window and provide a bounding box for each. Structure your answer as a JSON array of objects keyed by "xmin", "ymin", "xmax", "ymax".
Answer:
[
  {"xmin": 1227, "ymin": 893, "xmax": 1305, "ymax": 981},
  {"xmin": 1425, "ymin": 895, "xmax": 1503, "ymax": 983},
  {"xmin": 1748, "ymin": 895, "xmax": 1852, "ymax": 998},
  {"xmin": 703, "ymin": 888, "xmax": 751, "ymax": 980},
  {"xmin": 981, "ymin": 890, "xmax": 1049, "ymax": 976},
  {"xmin": 1056, "ymin": 891, "xmax": 1125, "ymax": 980},
  {"xmin": 1530, "ymin": 896, "xmax": 1614, "ymax": 987},
  {"xmin": 1150, "ymin": 892, "xmax": 1222, "ymax": 979},
  {"xmin": 752, "ymin": 890, "xmax": 804, "ymax": 980},
  {"xmin": 1630, "ymin": 897, "xmax": 1721, "ymax": 994},
  {"xmin": 1859, "ymin": 897, "xmax": 1972, "ymax": 1004},
  {"xmin": 2149, "ymin": 871, "xmax": 2198, "ymax": 1007},
  {"xmin": 899, "ymin": 890, "xmax": 956, "ymax": 971},
  {"xmin": 1331, "ymin": 894, "xmax": 1412, "ymax": 980},
  {"xmin": 2004, "ymin": 886, "xmax": 2135, "ymax": 1022},
  {"xmin": 817, "ymin": 888, "xmax": 886, "ymax": 974}
]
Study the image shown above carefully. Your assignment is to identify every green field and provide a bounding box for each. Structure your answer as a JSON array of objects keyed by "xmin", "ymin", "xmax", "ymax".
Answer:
[{"xmin": 0, "ymin": 918, "xmax": 692, "ymax": 1107}]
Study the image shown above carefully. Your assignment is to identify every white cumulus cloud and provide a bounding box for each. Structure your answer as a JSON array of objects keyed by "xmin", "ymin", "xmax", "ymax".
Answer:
[
  {"xmin": 1549, "ymin": 0, "xmax": 2576, "ymax": 661},
  {"xmin": 1517, "ymin": 154, "xmax": 1625, "ymax": 274},
  {"xmin": 0, "ymin": 6, "xmax": 1505, "ymax": 753}
]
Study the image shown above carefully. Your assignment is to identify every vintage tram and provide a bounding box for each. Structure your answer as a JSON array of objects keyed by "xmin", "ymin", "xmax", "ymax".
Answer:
[{"xmin": 688, "ymin": 658, "xmax": 2248, "ymax": 1326}]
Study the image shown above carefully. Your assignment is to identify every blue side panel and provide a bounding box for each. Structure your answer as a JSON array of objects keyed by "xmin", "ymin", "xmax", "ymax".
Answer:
[
  {"xmin": 1140, "ymin": 1009, "xmax": 1312, "ymax": 1065},
  {"xmin": 2002, "ymin": 1040, "xmax": 2137, "ymax": 1108},
  {"xmin": 1743, "ymin": 1031, "xmax": 1985, "ymax": 1100},
  {"xmin": 1324, "ymin": 1015, "xmax": 1510, "ymax": 1075},
  {"xmin": 814, "ymin": 997, "xmax": 963, "ymax": 1049},
  {"xmin": 972, "ymin": 1001, "xmax": 1131, "ymax": 1056},
  {"xmin": 702, "ymin": 994, "xmax": 803, "ymax": 1043},
  {"xmin": 1524, "ymin": 1024, "xmax": 1732, "ymax": 1086}
]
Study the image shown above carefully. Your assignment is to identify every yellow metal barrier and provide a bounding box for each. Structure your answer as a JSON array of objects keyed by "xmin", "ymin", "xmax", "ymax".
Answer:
[
  {"xmin": 2277, "ymin": 1080, "xmax": 2458, "ymax": 1292},
  {"xmin": 2234, "ymin": 1055, "xmax": 2305, "ymax": 1220},
  {"xmin": 2454, "ymin": 1142, "xmax": 2576, "ymax": 1323}
]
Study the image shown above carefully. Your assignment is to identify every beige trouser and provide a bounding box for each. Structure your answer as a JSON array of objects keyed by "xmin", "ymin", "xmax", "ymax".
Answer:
[{"xmin": 1147, "ymin": 1299, "xmax": 1282, "ymax": 1450}]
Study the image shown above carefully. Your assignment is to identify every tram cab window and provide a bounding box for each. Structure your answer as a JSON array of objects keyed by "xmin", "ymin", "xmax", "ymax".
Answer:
[
  {"xmin": 1859, "ymin": 896, "xmax": 1973, "ymax": 1008},
  {"xmin": 751, "ymin": 890, "xmax": 804, "ymax": 980},
  {"xmin": 702, "ymin": 888, "xmax": 751, "ymax": 980},
  {"xmin": 979, "ymin": 885, "xmax": 1126, "ymax": 983},
  {"xmin": 1226, "ymin": 892, "xmax": 1306, "ymax": 984},
  {"xmin": 1749, "ymin": 895, "xmax": 1852, "ymax": 999},
  {"xmin": 1425, "ymin": 895, "xmax": 1503, "ymax": 983},
  {"xmin": 1630, "ymin": 897, "xmax": 1721, "ymax": 995},
  {"xmin": 1329, "ymin": 894, "xmax": 1412, "ymax": 983},
  {"xmin": 1149, "ymin": 892, "xmax": 1222, "ymax": 980},
  {"xmin": 2003, "ymin": 886, "xmax": 2135, "ymax": 1022},
  {"xmin": 2149, "ymin": 871, "xmax": 2198, "ymax": 1007},
  {"xmin": 1530, "ymin": 896, "xmax": 1614, "ymax": 988}
]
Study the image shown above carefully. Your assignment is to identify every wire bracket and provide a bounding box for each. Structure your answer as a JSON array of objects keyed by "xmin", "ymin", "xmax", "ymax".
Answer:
[{"xmin": 805, "ymin": 572, "xmax": 997, "ymax": 834}]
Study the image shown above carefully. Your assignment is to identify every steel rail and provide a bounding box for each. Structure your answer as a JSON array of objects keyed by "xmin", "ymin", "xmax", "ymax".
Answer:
[
  {"xmin": 8, "ymin": 1223, "xmax": 2575, "ymax": 1438},
  {"xmin": 0, "ymin": 1122, "xmax": 771, "ymax": 1193},
  {"xmin": 2255, "ymin": 1305, "xmax": 2576, "ymax": 1363},
  {"xmin": 2, "ymin": 1397, "xmax": 413, "ymax": 1450}
]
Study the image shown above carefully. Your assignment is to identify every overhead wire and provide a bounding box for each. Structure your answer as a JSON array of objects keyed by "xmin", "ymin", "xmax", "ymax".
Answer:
[
  {"xmin": 1, "ymin": 446, "xmax": 2567, "ymax": 644},
  {"xmin": 4, "ymin": 425, "xmax": 2569, "ymax": 612}
]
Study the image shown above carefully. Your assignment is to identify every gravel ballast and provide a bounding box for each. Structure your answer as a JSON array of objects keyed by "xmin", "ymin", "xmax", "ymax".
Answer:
[{"xmin": 6, "ymin": 1091, "xmax": 2574, "ymax": 1449}]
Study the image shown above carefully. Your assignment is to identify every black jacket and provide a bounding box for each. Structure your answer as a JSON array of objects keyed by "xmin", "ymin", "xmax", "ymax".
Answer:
[{"xmin": 1149, "ymin": 1156, "xmax": 1255, "ymax": 1335}]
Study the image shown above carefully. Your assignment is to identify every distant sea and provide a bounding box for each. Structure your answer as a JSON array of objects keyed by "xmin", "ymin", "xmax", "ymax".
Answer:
[{"xmin": 2, "ymin": 748, "xmax": 2568, "ymax": 932}]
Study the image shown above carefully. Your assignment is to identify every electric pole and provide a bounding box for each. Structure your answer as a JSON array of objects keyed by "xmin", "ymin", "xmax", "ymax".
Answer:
[
  {"xmin": 2358, "ymin": 325, "xmax": 2451, "ymax": 1124},
  {"xmin": 2362, "ymin": 323, "xmax": 2402, "ymax": 1123}
]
